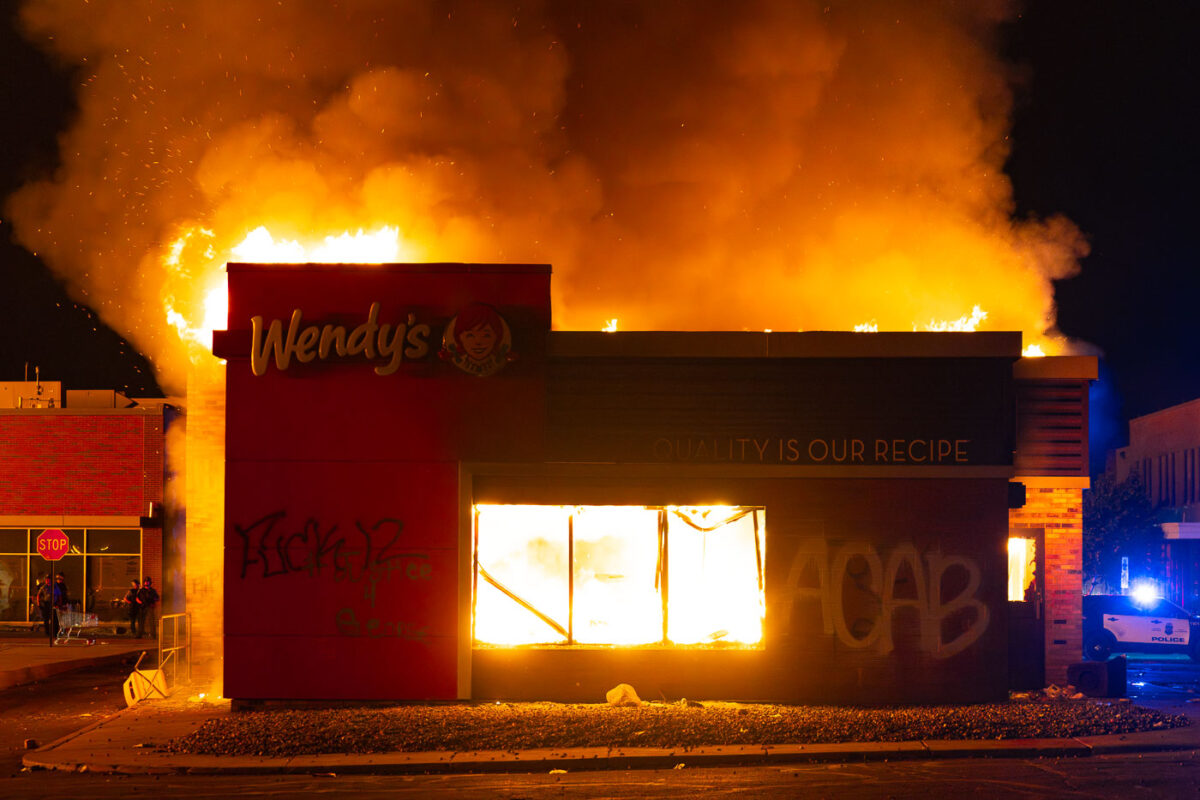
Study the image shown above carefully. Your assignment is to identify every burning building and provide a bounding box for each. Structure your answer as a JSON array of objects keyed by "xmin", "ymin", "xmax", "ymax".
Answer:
[
  {"xmin": 4, "ymin": 1, "xmax": 1100, "ymax": 703},
  {"xmin": 211, "ymin": 262, "xmax": 1094, "ymax": 704}
]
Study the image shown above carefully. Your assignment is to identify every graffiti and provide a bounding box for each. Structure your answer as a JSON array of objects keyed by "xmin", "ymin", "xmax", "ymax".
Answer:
[
  {"xmin": 777, "ymin": 539, "xmax": 989, "ymax": 659},
  {"xmin": 335, "ymin": 607, "xmax": 428, "ymax": 641},
  {"xmin": 235, "ymin": 510, "xmax": 431, "ymax": 606},
  {"xmin": 187, "ymin": 574, "xmax": 216, "ymax": 597}
]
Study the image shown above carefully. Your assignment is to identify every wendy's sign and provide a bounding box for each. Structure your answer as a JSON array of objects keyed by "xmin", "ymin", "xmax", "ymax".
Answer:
[{"xmin": 248, "ymin": 301, "xmax": 515, "ymax": 378}]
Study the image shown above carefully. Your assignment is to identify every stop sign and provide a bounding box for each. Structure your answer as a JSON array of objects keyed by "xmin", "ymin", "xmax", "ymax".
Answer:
[{"xmin": 37, "ymin": 529, "xmax": 69, "ymax": 561}]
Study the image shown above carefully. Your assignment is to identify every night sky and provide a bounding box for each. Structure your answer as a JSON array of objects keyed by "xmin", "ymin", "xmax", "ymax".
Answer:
[{"xmin": 1, "ymin": 3, "xmax": 1196, "ymax": 471}]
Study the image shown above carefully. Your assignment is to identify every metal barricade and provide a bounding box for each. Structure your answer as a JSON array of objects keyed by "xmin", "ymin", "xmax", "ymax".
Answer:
[{"xmin": 157, "ymin": 612, "xmax": 192, "ymax": 694}]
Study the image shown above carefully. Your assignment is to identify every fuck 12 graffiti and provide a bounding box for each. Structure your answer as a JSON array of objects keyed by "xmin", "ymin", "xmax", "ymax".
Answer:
[{"xmin": 235, "ymin": 510, "xmax": 432, "ymax": 607}]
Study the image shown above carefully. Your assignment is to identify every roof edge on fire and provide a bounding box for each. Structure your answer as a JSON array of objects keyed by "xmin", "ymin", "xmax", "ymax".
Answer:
[
  {"xmin": 1012, "ymin": 356, "xmax": 1098, "ymax": 380},
  {"xmin": 548, "ymin": 331, "xmax": 1023, "ymax": 359},
  {"xmin": 225, "ymin": 262, "xmax": 552, "ymax": 274}
]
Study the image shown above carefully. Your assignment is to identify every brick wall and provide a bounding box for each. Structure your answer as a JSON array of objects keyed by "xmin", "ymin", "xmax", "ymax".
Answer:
[
  {"xmin": 142, "ymin": 526, "xmax": 162, "ymax": 601},
  {"xmin": 0, "ymin": 408, "xmax": 168, "ymax": 625},
  {"xmin": 0, "ymin": 412, "xmax": 163, "ymax": 516},
  {"xmin": 142, "ymin": 413, "xmax": 165, "ymax": 596},
  {"xmin": 142, "ymin": 414, "xmax": 165, "ymax": 510},
  {"xmin": 1009, "ymin": 485, "xmax": 1083, "ymax": 686}
]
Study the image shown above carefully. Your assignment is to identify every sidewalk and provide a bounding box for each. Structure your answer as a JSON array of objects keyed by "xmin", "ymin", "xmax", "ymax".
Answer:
[
  {"xmin": 0, "ymin": 635, "xmax": 150, "ymax": 692},
  {"xmin": 22, "ymin": 692, "xmax": 1200, "ymax": 776}
]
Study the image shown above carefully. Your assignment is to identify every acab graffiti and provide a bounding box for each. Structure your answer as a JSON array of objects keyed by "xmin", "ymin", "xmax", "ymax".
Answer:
[{"xmin": 776, "ymin": 539, "xmax": 990, "ymax": 659}]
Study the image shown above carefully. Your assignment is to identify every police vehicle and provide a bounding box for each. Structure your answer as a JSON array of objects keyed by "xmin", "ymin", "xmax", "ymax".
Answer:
[{"xmin": 1082, "ymin": 594, "xmax": 1200, "ymax": 661}]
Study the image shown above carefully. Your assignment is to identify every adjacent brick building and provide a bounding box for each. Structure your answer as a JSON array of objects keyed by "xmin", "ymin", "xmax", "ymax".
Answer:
[{"xmin": 0, "ymin": 383, "xmax": 176, "ymax": 629}]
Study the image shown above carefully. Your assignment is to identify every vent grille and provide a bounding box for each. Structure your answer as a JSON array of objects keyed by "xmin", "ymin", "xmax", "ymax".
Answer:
[{"xmin": 1015, "ymin": 380, "xmax": 1088, "ymax": 476}]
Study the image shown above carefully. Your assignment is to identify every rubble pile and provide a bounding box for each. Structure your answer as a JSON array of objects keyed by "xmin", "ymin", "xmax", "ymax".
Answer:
[{"xmin": 165, "ymin": 696, "xmax": 1188, "ymax": 758}]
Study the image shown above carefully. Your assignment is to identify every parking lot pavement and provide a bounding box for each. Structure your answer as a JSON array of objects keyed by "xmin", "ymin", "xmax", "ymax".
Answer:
[{"xmin": 0, "ymin": 634, "xmax": 149, "ymax": 691}]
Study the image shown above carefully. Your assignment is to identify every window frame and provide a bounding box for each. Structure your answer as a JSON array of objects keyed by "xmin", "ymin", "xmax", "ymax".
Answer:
[
  {"xmin": 472, "ymin": 504, "xmax": 765, "ymax": 649},
  {"xmin": 0, "ymin": 528, "xmax": 142, "ymax": 623}
]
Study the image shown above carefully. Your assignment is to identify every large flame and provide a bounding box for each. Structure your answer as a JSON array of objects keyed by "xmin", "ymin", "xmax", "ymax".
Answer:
[
  {"xmin": 160, "ymin": 225, "xmax": 415, "ymax": 353},
  {"xmin": 230, "ymin": 225, "xmax": 411, "ymax": 264},
  {"xmin": 7, "ymin": 1, "xmax": 1088, "ymax": 395},
  {"xmin": 6, "ymin": 2, "xmax": 1087, "ymax": 672}
]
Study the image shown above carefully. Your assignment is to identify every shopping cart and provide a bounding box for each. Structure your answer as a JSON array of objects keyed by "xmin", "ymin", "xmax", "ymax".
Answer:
[{"xmin": 55, "ymin": 608, "xmax": 99, "ymax": 645}]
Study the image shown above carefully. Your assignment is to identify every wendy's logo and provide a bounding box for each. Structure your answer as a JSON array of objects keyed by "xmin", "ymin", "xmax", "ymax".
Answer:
[{"xmin": 440, "ymin": 303, "xmax": 515, "ymax": 377}]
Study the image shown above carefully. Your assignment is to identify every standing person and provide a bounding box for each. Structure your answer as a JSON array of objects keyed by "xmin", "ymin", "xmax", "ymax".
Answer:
[
  {"xmin": 136, "ymin": 576, "xmax": 159, "ymax": 639},
  {"xmin": 124, "ymin": 579, "xmax": 141, "ymax": 637},
  {"xmin": 54, "ymin": 573, "xmax": 70, "ymax": 612},
  {"xmin": 35, "ymin": 575, "xmax": 61, "ymax": 645}
]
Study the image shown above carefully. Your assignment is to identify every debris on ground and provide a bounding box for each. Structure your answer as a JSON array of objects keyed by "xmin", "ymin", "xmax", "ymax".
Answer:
[
  {"xmin": 606, "ymin": 683, "xmax": 643, "ymax": 708},
  {"xmin": 162, "ymin": 696, "xmax": 1190, "ymax": 758}
]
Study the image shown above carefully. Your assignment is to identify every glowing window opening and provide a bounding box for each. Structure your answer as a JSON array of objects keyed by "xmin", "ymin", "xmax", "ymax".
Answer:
[
  {"xmin": 472, "ymin": 505, "xmax": 766, "ymax": 648},
  {"xmin": 1007, "ymin": 536, "xmax": 1036, "ymax": 602}
]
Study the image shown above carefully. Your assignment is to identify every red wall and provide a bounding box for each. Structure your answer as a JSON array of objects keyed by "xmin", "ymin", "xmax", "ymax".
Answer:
[
  {"xmin": 220, "ymin": 263, "xmax": 550, "ymax": 700},
  {"xmin": 0, "ymin": 412, "xmax": 164, "ymax": 516}
]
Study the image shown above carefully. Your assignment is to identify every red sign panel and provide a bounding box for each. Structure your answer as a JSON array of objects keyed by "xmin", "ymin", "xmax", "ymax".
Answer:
[{"xmin": 37, "ymin": 528, "xmax": 69, "ymax": 561}]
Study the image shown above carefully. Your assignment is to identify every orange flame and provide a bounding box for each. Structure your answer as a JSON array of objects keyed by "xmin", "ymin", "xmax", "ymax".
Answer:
[
  {"xmin": 161, "ymin": 225, "xmax": 417, "ymax": 354},
  {"xmin": 6, "ymin": 2, "xmax": 1090, "ymax": 397}
]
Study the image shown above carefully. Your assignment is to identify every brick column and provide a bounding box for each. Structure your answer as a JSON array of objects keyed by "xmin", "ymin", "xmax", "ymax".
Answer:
[
  {"xmin": 1009, "ymin": 483, "xmax": 1084, "ymax": 686},
  {"xmin": 185, "ymin": 358, "xmax": 226, "ymax": 694}
]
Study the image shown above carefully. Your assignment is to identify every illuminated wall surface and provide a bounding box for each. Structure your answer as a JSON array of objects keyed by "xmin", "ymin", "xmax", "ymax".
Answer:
[
  {"xmin": 216, "ymin": 263, "xmax": 1077, "ymax": 704},
  {"xmin": 184, "ymin": 360, "xmax": 226, "ymax": 691}
]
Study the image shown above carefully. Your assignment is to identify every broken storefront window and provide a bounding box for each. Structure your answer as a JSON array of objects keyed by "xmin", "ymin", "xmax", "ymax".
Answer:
[{"xmin": 473, "ymin": 505, "xmax": 765, "ymax": 647}]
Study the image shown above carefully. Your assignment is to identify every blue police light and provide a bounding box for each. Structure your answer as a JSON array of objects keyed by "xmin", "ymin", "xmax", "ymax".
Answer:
[{"xmin": 1130, "ymin": 582, "xmax": 1160, "ymax": 608}]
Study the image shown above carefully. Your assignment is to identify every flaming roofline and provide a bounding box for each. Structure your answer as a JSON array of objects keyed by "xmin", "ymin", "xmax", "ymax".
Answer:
[
  {"xmin": 549, "ymin": 331, "xmax": 1024, "ymax": 359},
  {"xmin": 225, "ymin": 262, "xmax": 553, "ymax": 275}
]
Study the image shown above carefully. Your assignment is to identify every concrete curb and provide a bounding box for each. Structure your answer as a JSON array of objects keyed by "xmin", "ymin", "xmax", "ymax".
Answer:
[
  {"xmin": 22, "ymin": 729, "xmax": 1200, "ymax": 776},
  {"xmin": 0, "ymin": 649, "xmax": 140, "ymax": 692}
]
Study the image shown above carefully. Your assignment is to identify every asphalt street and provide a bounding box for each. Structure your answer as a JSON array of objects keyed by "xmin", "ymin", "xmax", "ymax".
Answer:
[
  {"xmin": 1, "ymin": 654, "xmax": 1199, "ymax": 799},
  {"xmin": 0, "ymin": 656, "xmax": 130, "ymax": 777},
  {"xmin": 1125, "ymin": 654, "xmax": 1200, "ymax": 707}
]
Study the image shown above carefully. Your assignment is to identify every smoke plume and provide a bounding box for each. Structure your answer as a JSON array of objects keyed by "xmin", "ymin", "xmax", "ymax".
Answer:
[{"xmin": 9, "ymin": 0, "xmax": 1086, "ymax": 393}]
